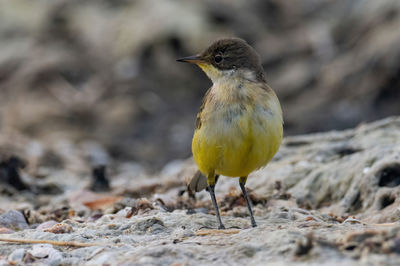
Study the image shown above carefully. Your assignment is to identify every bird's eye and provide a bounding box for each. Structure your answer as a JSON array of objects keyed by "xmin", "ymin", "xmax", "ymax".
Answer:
[{"xmin": 214, "ymin": 55, "xmax": 223, "ymax": 63}]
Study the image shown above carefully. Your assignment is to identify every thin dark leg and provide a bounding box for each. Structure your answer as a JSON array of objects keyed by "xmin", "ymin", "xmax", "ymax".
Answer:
[
  {"xmin": 215, "ymin": 174, "xmax": 220, "ymax": 184},
  {"xmin": 205, "ymin": 175, "xmax": 220, "ymax": 192},
  {"xmin": 239, "ymin": 177, "xmax": 257, "ymax": 227},
  {"xmin": 208, "ymin": 184, "xmax": 225, "ymax": 229}
]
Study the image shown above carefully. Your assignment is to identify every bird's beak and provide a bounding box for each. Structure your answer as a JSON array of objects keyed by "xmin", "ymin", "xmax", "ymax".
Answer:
[{"xmin": 176, "ymin": 54, "xmax": 205, "ymax": 64}]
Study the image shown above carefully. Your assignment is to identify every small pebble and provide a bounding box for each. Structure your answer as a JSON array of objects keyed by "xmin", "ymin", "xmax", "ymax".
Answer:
[
  {"xmin": 0, "ymin": 227, "xmax": 15, "ymax": 234},
  {"xmin": 343, "ymin": 217, "xmax": 362, "ymax": 224},
  {"xmin": 115, "ymin": 207, "xmax": 132, "ymax": 217},
  {"xmin": 36, "ymin": 220, "xmax": 58, "ymax": 231},
  {"xmin": 44, "ymin": 223, "xmax": 73, "ymax": 234},
  {"xmin": 305, "ymin": 216, "xmax": 315, "ymax": 221},
  {"xmin": 28, "ymin": 244, "xmax": 62, "ymax": 265},
  {"xmin": 8, "ymin": 248, "xmax": 26, "ymax": 263}
]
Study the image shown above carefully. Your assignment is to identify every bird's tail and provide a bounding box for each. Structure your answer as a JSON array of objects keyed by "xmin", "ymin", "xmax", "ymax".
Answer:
[
  {"xmin": 188, "ymin": 171, "xmax": 221, "ymax": 194},
  {"xmin": 188, "ymin": 170, "xmax": 208, "ymax": 193}
]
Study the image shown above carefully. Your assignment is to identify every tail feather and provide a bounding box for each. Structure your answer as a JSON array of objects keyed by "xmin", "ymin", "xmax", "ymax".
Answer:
[{"xmin": 188, "ymin": 170, "xmax": 208, "ymax": 192}]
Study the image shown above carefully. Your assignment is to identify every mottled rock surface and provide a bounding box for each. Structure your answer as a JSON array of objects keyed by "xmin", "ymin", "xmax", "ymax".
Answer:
[
  {"xmin": 0, "ymin": 117, "xmax": 400, "ymax": 265},
  {"xmin": 1, "ymin": 0, "xmax": 400, "ymax": 169}
]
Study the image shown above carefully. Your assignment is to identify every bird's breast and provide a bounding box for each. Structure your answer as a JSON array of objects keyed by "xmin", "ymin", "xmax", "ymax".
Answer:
[{"xmin": 192, "ymin": 82, "xmax": 283, "ymax": 177}]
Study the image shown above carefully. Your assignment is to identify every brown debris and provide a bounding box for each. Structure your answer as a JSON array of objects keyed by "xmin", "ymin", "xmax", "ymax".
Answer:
[
  {"xmin": 345, "ymin": 230, "xmax": 379, "ymax": 243},
  {"xmin": 136, "ymin": 198, "xmax": 154, "ymax": 212},
  {"xmin": 273, "ymin": 181, "xmax": 291, "ymax": 200},
  {"xmin": 328, "ymin": 212, "xmax": 349, "ymax": 223},
  {"xmin": 44, "ymin": 223, "xmax": 73, "ymax": 234},
  {"xmin": 24, "ymin": 206, "xmax": 76, "ymax": 225},
  {"xmin": 220, "ymin": 187, "xmax": 268, "ymax": 212},
  {"xmin": 120, "ymin": 179, "xmax": 184, "ymax": 198},
  {"xmin": 83, "ymin": 196, "xmax": 123, "ymax": 211},
  {"xmin": 124, "ymin": 198, "xmax": 154, "ymax": 218},
  {"xmin": 339, "ymin": 227, "xmax": 400, "ymax": 258}
]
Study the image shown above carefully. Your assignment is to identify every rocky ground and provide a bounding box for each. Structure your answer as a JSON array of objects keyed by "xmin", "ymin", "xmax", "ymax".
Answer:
[
  {"xmin": 1, "ymin": 0, "xmax": 400, "ymax": 169},
  {"xmin": 1, "ymin": 117, "xmax": 400, "ymax": 265}
]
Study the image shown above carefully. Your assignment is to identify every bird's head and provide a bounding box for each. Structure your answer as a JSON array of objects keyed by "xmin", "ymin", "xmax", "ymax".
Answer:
[{"xmin": 177, "ymin": 38, "xmax": 265, "ymax": 83}]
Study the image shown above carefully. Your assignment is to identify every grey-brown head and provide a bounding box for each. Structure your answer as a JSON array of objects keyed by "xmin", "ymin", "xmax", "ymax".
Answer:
[{"xmin": 177, "ymin": 38, "xmax": 265, "ymax": 83}]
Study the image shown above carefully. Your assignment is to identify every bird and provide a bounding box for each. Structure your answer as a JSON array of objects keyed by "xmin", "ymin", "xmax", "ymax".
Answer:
[{"xmin": 177, "ymin": 38, "xmax": 283, "ymax": 229}]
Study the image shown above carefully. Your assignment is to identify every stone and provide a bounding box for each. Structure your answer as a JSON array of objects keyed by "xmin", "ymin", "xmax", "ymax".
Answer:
[
  {"xmin": 8, "ymin": 248, "xmax": 26, "ymax": 263},
  {"xmin": 0, "ymin": 210, "xmax": 29, "ymax": 230},
  {"xmin": 36, "ymin": 220, "xmax": 58, "ymax": 231},
  {"xmin": 28, "ymin": 244, "xmax": 62, "ymax": 266}
]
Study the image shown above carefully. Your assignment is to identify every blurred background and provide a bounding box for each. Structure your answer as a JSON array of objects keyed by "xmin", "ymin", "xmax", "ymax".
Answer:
[{"xmin": 0, "ymin": 0, "xmax": 400, "ymax": 171}]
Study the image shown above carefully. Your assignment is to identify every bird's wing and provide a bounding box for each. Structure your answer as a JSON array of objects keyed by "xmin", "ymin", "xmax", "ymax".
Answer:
[
  {"xmin": 190, "ymin": 87, "xmax": 214, "ymax": 193},
  {"xmin": 195, "ymin": 87, "xmax": 212, "ymax": 130}
]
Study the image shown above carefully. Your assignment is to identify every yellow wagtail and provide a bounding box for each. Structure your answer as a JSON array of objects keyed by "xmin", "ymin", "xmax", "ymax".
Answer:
[{"xmin": 177, "ymin": 38, "xmax": 283, "ymax": 229}]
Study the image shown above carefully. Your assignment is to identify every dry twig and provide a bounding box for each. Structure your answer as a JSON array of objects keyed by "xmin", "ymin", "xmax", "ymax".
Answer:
[{"xmin": 0, "ymin": 237, "xmax": 104, "ymax": 247}]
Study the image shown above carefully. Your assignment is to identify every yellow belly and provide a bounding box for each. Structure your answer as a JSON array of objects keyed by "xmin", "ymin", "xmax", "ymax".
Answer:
[{"xmin": 192, "ymin": 105, "xmax": 283, "ymax": 177}]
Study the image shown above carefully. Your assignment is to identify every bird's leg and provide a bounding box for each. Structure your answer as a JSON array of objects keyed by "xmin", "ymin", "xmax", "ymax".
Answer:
[
  {"xmin": 205, "ymin": 174, "xmax": 219, "ymax": 192},
  {"xmin": 239, "ymin": 176, "xmax": 257, "ymax": 227},
  {"xmin": 207, "ymin": 174, "xmax": 225, "ymax": 229}
]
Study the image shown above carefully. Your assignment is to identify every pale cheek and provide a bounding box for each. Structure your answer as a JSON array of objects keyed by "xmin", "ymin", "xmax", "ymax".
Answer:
[
  {"xmin": 197, "ymin": 64, "xmax": 221, "ymax": 82},
  {"xmin": 197, "ymin": 64, "xmax": 239, "ymax": 83}
]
